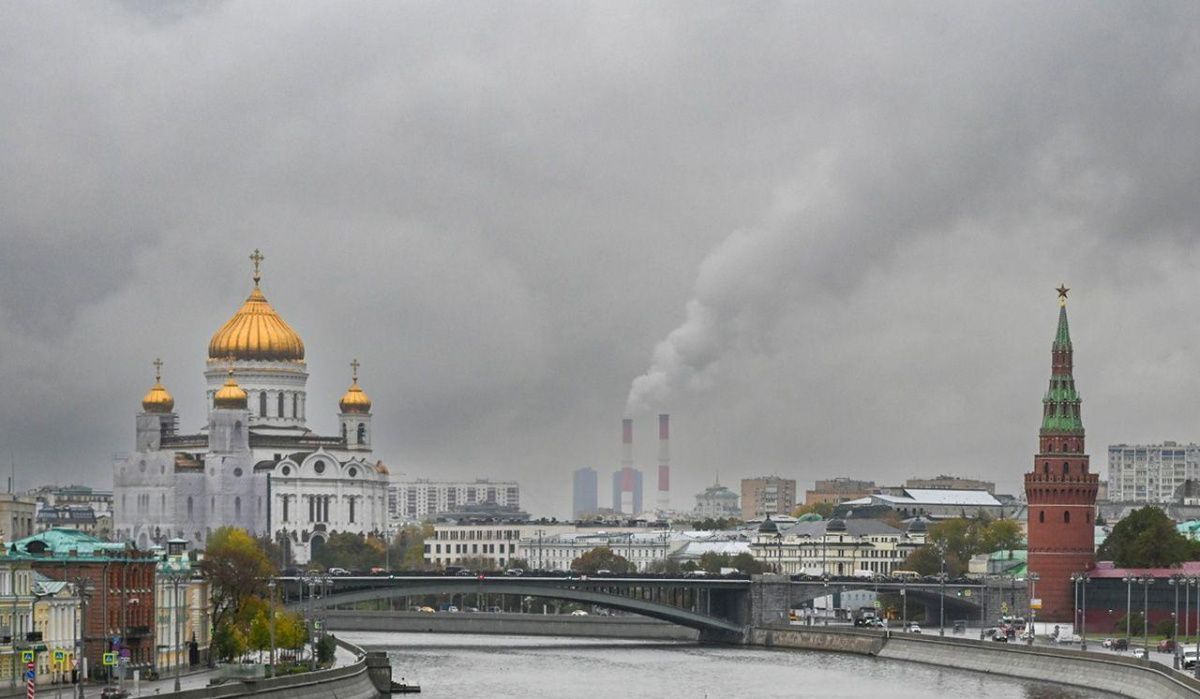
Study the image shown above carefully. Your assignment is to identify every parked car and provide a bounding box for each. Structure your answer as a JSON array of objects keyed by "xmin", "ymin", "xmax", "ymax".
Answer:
[
  {"xmin": 1101, "ymin": 638, "xmax": 1115, "ymax": 649},
  {"xmin": 487, "ymin": 606, "xmax": 503, "ymax": 613},
  {"xmin": 1130, "ymin": 648, "xmax": 1148, "ymax": 660},
  {"xmin": 992, "ymin": 632, "xmax": 1009, "ymax": 642},
  {"xmin": 417, "ymin": 606, "xmax": 436, "ymax": 614},
  {"xmin": 328, "ymin": 567, "xmax": 350, "ymax": 576},
  {"xmin": 571, "ymin": 610, "xmax": 589, "ymax": 616},
  {"xmin": 1158, "ymin": 639, "xmax": 1177, "ymax": 653},
  {"xmin": 505, "ymin": 568, "xmax": 524, "ymax": 576},
  {"xmin": 904, "ymin": 623, "xmax": 921, "ymax": 634},
  {"xmin": 1183, "ymin": 651, "xmax": 1198, "ymax": 669},
  {"xmin": 100, "ymin": 688, "xmax": 130, "ymax": 699},
  {"xmin": 1111, "ymin": 638, "xmax": 1129, "ymax": 651}
]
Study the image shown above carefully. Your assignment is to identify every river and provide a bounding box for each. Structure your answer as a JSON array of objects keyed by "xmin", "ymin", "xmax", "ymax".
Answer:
[{"xmin": 340, "ymin": 631, "xmax": 1122, "ymax": 698}]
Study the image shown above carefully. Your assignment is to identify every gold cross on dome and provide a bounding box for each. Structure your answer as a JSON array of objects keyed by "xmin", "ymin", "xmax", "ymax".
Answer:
[
  {"xmin": 350, "ymin": 358, "xmax": 360, "ymax": 381},
  {"xmin": 1056, "ymin": 284, "xmax": 1069, "ymax": 306},
  {"xmin": 250, "ymin": 249, "xmax": 264, "ymax": 286},
  {"xmin": 153, "ymin": 357, "xmax": 163, "ymax": 382}
]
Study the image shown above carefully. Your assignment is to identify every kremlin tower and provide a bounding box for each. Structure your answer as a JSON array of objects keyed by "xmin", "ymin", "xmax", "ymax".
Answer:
[{"xmin": 1024, "ymin": 286, "xmax": 1099, "ymax": 623}]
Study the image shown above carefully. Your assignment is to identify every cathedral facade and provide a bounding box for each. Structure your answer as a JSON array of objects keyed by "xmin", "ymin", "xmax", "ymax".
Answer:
[{"xmin": 113, "ymin": 251, "xmax": 389, "ymax": 564}]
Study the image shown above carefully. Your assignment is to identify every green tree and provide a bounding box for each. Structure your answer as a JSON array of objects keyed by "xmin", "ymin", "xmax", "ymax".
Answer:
[
  {"xmin": 571, "ymin": 547, "xmax": 633, "ymax": 574},
  {"xmin": 730, "ymin": 552, "xmax": 768, "ymax": 574},
  {"xmin": 388, "ymin": 523, "xmax": 435, "ymax": 571},
  {"xmin": 791, "ymin": 502, "xmax": 835, "ymax": 519},
  {"xmin": 311, "ymin": 531, "xmax": 383, "ymax": 571},
  {"xmin": 982, "ymin": 519, "xmax": 1024, "ymax": 553},
  {"xmin": 1098, "ymin": 506, "xmax": 1191, "ymax": 567},
  {"xmin": 644, "ymin": 558, "xmax": 683, "ymax": 575},
  {"xmin": 201, "ymin": 527, "xmax": 277, "ymax": 637},
  {"xmin": 316, "ymin": 635, "xmax": 337, "ymax": 666}
]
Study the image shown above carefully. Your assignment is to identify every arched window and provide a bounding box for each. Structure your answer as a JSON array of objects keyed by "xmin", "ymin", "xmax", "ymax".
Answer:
[
  {"xmin": 1043, "ymin": 463, "xmax": 1049, "ymax": 475},
  {"xmin": 259, "ymin": 392, "xmax": 267, "ymax": 417},
  {"xmin": 1063, "ymin": 462, "xmax": 1069, "ymax": 476},
  {"xmin": 341, "ymin": 423, "xmax": 347, "ymax": 441},
  {"xmin": 357, "ymin": 423, "xmax": 367, "ymax": 443},
  {"xmin": 1039, "ymin": 510, "xmax": 1045, "ymax": 523},
  {"xmin": 235, "ymin": 496, "xmax": 242, "ymax": 519},
  {"xmin": 292, "ymin": 393, "xmax": 298, "ymax": 418},
  {"xmin": 1064, "ymin": 511, "xmax": 1070, "ymax": 524},
  {"xmin": 278, "ymin": 392, "xmax": 285, "ymax": 417},
  {"xmin": 187, "ymin": 497, "xmax": 194, "ymax": 521}
]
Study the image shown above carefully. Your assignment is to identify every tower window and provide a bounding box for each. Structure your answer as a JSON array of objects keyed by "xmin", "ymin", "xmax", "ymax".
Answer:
[
  {"xmin": 1064, "ymin": 511, "xmax": 1070, "ymax": 524},
  {"xmin": 293, "ymin": 393, "xmax": 298, "ymax": 418},
  {"xmin": 1086, "ymin": 511, "xmax": 1091, "ymax": 523},
  {"xmin": 278, "ymin": 392, "xmax": 285, "ymax": 417},
  {"xmin": 1043, "ymin": 463, "xmax": 1049, "ymax": 475},
  {"xmin": 357, "ymin": 423, "xmax": 367, "ymax": 443},
  {"xmin": 1039, "ymin": 511, "xmax": 1045, "ymax": 523},
  {"xmin": 235, "ymin": 496, "xmax": 241, "ymax": 519},
  {"xmin": 259, "ymin": 392, "xmax": 267, "ymax": 417},
  {"xmin": 1063, "ymin": 462, "xmax": 1069, "ymax": 476},
  {"xmin": 187, "ymin": 496, "xmax": 193, "ymax": 521}
]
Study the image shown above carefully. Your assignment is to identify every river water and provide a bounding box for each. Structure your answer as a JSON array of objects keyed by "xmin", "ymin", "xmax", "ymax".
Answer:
[{"xmin": 341, "ymin": 632, "xmax": 1121, "ymax": 698}]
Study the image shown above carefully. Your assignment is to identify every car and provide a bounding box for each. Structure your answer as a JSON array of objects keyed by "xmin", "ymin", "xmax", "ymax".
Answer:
[
  {"xmin": 992, "ymin": 632, "xmax": 1009, "ymax": 642},
  {"xmin": 100, "ymin": 688, "xmax": 130, "ymax": 699},
  {"xmin": 1056, "ymin": 634, "xmax": 1082, "ymax": 645},
  {"xmin": 571, "ymin": 609, "xmax": 589, "ymax": 616},
  {"xmin": 418, "ymin": 606, "xmax": 435, "ymax": 613},
  {"xmin": 1111, "ymin": 638, "xmax": 1129, "ymax": 651},
  {"xmin": 1183, "ymin": 651, "xmax": 1199, "ymax": 669},
  {"xmin": 1101, "ymin": 638, "xmax": 1115, "ymax": 649},
  {"xmin": 455, "ymin": 569, "xmax": 474, "ymax": 577},
  {"xmin": 904, "ymin": 624, "xmax": 921, "ymax": 634},
  {"xmin": 1130, "ymin": 648, "xmax": 1148, "ymax": 660},
  {"xmin": 1158, "ymin": 639, "xmax": 1177, "ymax": 653},
  {"xmin": 504, "ymin": 568, "xmax": 524, "ymax": 577},
  {"xmin": 328, "ymin": 567, "xmax": 350, "ymax": 576}
]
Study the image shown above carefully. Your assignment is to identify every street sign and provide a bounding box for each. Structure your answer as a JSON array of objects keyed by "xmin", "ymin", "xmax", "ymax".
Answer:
[
  {"xmin": 313, "ymin": 621, "xmax": 323, "ymax": 630},
  {"xmin": 102, "ymin": 652, "xmax": 116, "ymax": 667},
  {"xmin": 1030, "ymin": 598, "xmax": 1043, "ymax": 610},
  {"xmin": 873, "ymin": 600, "xmax": 881, "ymax": 608},
  {"xmin": 24, "ymin": 669, "xmax": 34, "ymax": 679},
  {"xmin": 20, "ymin": 651, "xmax": 33, "ymax": 663},
  {"xmin": 962, "ymin": 589, "xmax": 972, "ymax": 597},
  {"xmin": 119, "ymin": 648, "xmax": 131, "ymax": 659},
  {"xmin": 52, "ymin": 650, "xmax": 64, "ymax": 663},
  {"xmin": 1001, "ymin": 602, "xmax": 1009, "ymax": 613}
]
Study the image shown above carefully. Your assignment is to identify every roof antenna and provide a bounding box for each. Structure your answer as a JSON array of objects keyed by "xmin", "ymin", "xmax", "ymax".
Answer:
[{"xmin": 8, "ymin": 448, "xmax": 14, "ymax": 495}]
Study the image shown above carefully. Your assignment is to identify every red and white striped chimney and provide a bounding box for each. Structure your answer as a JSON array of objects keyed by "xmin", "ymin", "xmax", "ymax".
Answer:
[{"xmin": 657, "ymin": 414, "xmax": 670, "ymax": 511}]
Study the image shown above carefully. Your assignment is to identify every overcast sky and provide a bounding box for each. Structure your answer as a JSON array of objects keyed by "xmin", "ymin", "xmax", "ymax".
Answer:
[{"xmin": 2, "ymin": 2, "xmax": 1198, "ymax": 517}]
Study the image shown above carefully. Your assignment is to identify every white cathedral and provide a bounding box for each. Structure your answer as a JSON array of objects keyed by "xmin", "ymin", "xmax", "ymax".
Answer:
[{"xmin": 113, "ymin": 251, "xmax": 390, "ymax": 564}]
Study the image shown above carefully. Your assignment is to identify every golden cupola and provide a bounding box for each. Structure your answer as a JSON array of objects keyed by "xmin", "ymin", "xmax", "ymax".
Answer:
[
  {"xmin": 213, "ymin": 370, "xmax": 248, "ymax": 409},
  {"xmin": 339, "ymin": 358, "xmax": 372, "ymax": 414},
  {"xmin": 141, "ymin": 358, "xmax": 175, "ymax": 413},
  {"xmin": 208, "ymin": 249, "xmax": 305, "ymax": 362}
]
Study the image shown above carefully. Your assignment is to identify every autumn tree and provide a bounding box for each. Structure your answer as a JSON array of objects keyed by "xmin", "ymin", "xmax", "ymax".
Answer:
[
  {"xmin": 201, "ymin": 527, "xmax": 277, "ymax": 641},
  {"xmin": 1097, "ymin": 506, "xmax": 1194, "ymax": 567},
  {"xmin": 571, "ymin": 547, "xmax": 632, "ymax": 574},
  {"xmin": 389, "ymin": 523, "xmax": 435, "ymax": 571}
]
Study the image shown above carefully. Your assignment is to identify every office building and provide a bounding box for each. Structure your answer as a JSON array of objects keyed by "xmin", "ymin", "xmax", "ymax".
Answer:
[
  {"xmin": 740, "ymin": 476, "xmax": 796, "ymax": 520},
  {"xmin": 572, "ymin": 468, "xmax": 598, "ymax": 520}
]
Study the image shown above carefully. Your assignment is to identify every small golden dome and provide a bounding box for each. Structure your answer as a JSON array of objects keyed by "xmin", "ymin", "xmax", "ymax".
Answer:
[
  {"xmin": 208, "ymin": 251, "xmax": 304, "ymax": 362},
  {"xmin": 339, "ymin": 358, "xmax": 372, "ymax": 413},
  {"xmin": 141, "ymin": 359, "xmax": 174, "ymax": 413},
  {"xmin": 213, "ymin": 371, "xmax": 248, "ymax": 409},
  {"xmin": 375, "ymin": 461, "xmax": 389, "ymax": 476}
]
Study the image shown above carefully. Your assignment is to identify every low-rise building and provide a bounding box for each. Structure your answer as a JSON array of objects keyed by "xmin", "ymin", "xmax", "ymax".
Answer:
[
  {"xmin": 27, "ymin": 485, "xmax": 113, "ymax": 517},
  {"xmin": 750, "ymin": 518, "xmax": 926, "ymax": 576},
  {"xmin": 517, "ymin": 530, "xmax": 676, "ymax": 572},
  {"xmin": 11, "ymin": 529, "xmax": 158, "ymax": 677},
  {"xmin": 804, "ymin": 478, "xmax": 877, "ymax": 506},
  {"xmin": 693, "ymin": 482, "xmax": 740, "ymax": 520},
  {"xmin": 424, "ymin": 523, "xmax": 576, "ymax": 569},
  {"xmin": 0, "ymin": 558, "xmax": 36, "ymax": 688},
  {"xmin": 31, "ymin": 573, "xmax": 81, "ymax": 684},
  {"xmin": 0, "ymin": 494, "xmax": 37, "ymax": 543},
  {"xmin": 837, "ymin": 488, "xmax": 1005, "ymax": 520},
  {"xmin": 35, "ymin": 506, "xmax": 113, "ymax": 540},
  {"xmin": 904, "ymin": 475, "xmax": 996, "ymax": 494},
  {"xmin": 154, "ymin": 540, "xmax": 208, "ymax": 675}
]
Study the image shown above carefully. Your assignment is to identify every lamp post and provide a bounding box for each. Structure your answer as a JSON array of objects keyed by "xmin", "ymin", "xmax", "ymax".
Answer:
[
  {"xmin": 1123, "ymin": 575, "xmax": 1133, "ymax": 648},
  {"xmin": 1142, "ymin": 577, "xmax": 1154, "ymax": 659},
  {"xmin": 1027, "ymin": 572, "xmax": 1040, "ymax": 645},
  {"xmin": 1080, "ymin": 573, "xmax": 1088, "ymax": 651},
  {"xmin": 1170, "ymin": 576, "xmax": 1182, "ymax": 669},
  {"xmin": 267, "ymin": 580, "xmax": 277, "ymax": 675},
  {"xmin": 937, "ymin": 571, "xmax": 947, "ymax": 637}
]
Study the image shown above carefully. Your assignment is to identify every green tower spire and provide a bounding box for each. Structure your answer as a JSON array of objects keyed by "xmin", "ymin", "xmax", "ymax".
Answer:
[{"xmin": 1041, "ymin": 285, "xmax": 1082, "ymax": 433}]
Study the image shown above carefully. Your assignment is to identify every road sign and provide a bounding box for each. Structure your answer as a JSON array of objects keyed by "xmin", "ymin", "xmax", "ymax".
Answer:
[
  {"xmin": 313, "ymin": 621, "xmax": 323, "ymax": 630},
  {"xmin": 102, "ymin": 652, "xmax": 116, "ymax": 667},
  {"xmin": 24, "ymin": 669, "xmax": 34, "ymax": 679},
  {"xmin": 20, "ymin": 651, "xmax": 33, "ymax": 663},
  {"xmin": 1001, "ymin": 602, "xmax": 1009, "ymax": 613},
  {"xmin": 119, "ymin": 648, "xmax": 131, "ymax": 659},
  {"xmin": 1030, "ymin": 598, "xmax": 1043, "ymax": 610},
  {"xmin": 873, "ymin": 600, "xmax": 881, "ymax": 608},
  {"xmin": 52, "ymin": 650, "xmax": 64, "ymax": 663}
]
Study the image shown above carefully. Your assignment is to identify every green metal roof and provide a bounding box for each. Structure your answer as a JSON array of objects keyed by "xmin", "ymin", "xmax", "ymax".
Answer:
[{"xmin": 8, "ymin": 528, "xmax": 143, "ymax": 561}]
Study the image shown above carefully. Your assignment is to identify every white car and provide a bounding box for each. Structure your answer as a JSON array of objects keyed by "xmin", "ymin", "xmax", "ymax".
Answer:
[
  {"xmin": 1130, "ymin": 648, "xmax": 1148, "ymax": 659},
  {"xmin": 1182, "ymin": 651, "xmax": 1198, "ymax": 669},
  {"xmin": 905, "ymin": 624, "xmax": 922, "ymax": 634},
  {"xmin": 570, "ymin": 610, "xmax": 589, "ymax": 616}
]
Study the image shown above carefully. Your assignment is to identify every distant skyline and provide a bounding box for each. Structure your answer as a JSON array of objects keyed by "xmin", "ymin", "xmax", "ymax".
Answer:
[{"xmin": 2, "ymin": 4, "xmax": 1199, "ymax": 518}]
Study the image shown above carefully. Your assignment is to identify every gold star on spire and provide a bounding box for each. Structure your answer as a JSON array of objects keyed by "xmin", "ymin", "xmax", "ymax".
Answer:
[
  {"xmin": 249, "ymin": 249, "xmax": 264, "ymax": 287},
  {"xmin": 1056, "ymin": 284, "xmax": 1069, "ymax": 306}
]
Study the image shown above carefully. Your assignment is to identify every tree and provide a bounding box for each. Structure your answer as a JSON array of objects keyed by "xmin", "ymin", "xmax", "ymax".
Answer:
[
  {"xmin": 1098, "ymin": 506, "xmax": 1191, "ymax": 568},
  {"xmin": 310, "ymin": 531, "xmax": 383, "ymax": 571},
  {"xmin": 644, "ymin": 558, "xmax": 683, "ymax": 575},
  {"xmin": 902, "ymin": 516, "xmax": 1027, "ymax": 577},
  {"xmin": 201, "ymin": 527, "xmax": 276, "ymax": 638},
  {"xmin": 791, "ymin": 502, "xmax": 835, "ymax": 519},
  {"xmin": 571, "ymin": 547, "xmax": 632, "ymax": 574},
  {"xmin": 388, "ymin": 523, "xmax": 435, "ymax": 571},
  {"xmin": 981, "ymin": 519, "xmax": 1024, "ymax": 553}
]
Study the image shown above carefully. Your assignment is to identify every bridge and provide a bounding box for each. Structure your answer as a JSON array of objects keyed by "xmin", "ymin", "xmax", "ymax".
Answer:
[{"xmin": 279, "ymin": 574, "xmax": 1012, "ymax": 642}]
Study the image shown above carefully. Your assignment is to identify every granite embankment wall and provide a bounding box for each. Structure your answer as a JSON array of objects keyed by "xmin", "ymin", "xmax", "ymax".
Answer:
[
  {"xmin": 751, "ymin": 625, "xmax": 1200, "ymax": 699},
  {"xmin": 324, "ymin": 609, "xmax": 700, "ymax": 641},
  {"xmin": 146, "ymin": 638, "xmax": 386, "ymax": 699}
]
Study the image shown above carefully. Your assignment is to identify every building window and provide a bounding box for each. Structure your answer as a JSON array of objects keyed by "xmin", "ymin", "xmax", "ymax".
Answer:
[
  {"xmin": 313, "ymin": 460, "xmax": 326, "ymax": 474},
  {"xmin": 1064, "ymin": 511, "xmax": 1070, "ymax": 524},
  {"xmin": 235, "ymin": 497, "xmax": 242, "ymax": 519},
  {"xmin": 278, "ymin": 392, "xmax": 285, "ymax": 417},
  {"xmin": 282, "ymin": 496, "xmax": 289, "ymax": 522},
  {"xmin": 1039, "ymin": 510, "xmax": 1045, "ymax": 523},
  {"xmin": 357, "ymin": 423, "xmax": 367, "ymax": 443},
  {"xmin": 259, "ymin": 392, "xmax": 267, "ymax": 417},
  {"xmin": 293, "ymin": 393, "xmax": 298, "ymax": 418},
  {"xmin": 1063, "ymin": 462, "xmax": 1069, "ymax": 475},
  {"xmin": 186, "ymin": 497, "xmax": 193, "ymax": 521},
  {"xmin": 349, "ymin": 498, "xmax": 356, "ymax": 524}
]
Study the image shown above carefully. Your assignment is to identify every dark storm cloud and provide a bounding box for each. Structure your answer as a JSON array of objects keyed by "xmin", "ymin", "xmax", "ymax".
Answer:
[{"xmin": 1, "ymin": 2, "xmax": 1198, "ymax": 516}]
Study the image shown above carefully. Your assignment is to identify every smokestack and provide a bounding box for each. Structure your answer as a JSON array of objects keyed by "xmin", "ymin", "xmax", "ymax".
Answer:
[
  {"xmin": 657, "ymin": 414, "xmax": 670, "ymax": 511},
  {"xmin": 621, "ymin": 418, "xmax": 633, "ymax": 469}
]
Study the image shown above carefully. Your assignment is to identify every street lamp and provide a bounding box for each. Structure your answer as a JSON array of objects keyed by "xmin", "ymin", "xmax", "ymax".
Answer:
[
  {"xmin": 1027, "ymin": 572, "xmax": 1040, "ymax": 645},
  {"xmin": 937, "ymin": 571, "xmax": 948, "ymax": 637},
  {"xmin": 1170, "ymin": 575, "xmax": 1183, "ymax": 668},
  {"xmin": 267, "ymin": 580, "xmax": 277, "ymax": 675},
  {"xmin": 1123, "ymin": 575, "xmax": 1134, "ymax": 648},
  {"xmin": 1142, "ymin": 577, "xmax": 1154, "ymax": 659}
]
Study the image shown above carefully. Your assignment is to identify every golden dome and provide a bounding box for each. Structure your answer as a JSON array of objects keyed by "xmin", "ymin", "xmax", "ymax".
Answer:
[
  {"xmin": 208, "ymin": 251, "xmax": 304, "ymax": 362},
  {"xmin": 339, "ymin": 358, "xmax": 372, "ymax": 413},
  {"xmin": 141, "ymin": 358, "xmax": 174, "ymax": 413},
  {"xmin": 213, "ymin": 371, "xmax": 248, "ymax": 409},
  {"xmin": 375, "ymin": 461, "xmax": 390, "ymax": 476}
]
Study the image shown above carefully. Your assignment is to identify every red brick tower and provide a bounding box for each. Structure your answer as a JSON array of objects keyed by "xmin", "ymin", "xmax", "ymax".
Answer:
[{"xmin": 1025, "ymin": 286, "xmax": 1099, "ymax": 622}]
